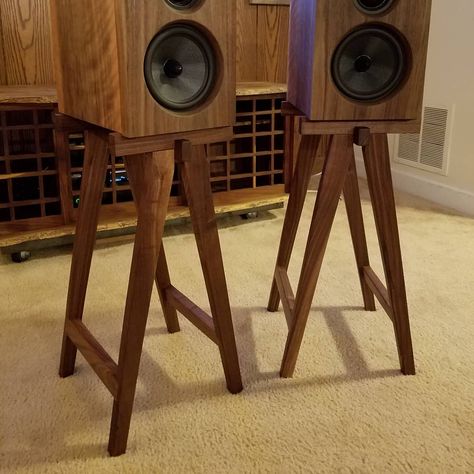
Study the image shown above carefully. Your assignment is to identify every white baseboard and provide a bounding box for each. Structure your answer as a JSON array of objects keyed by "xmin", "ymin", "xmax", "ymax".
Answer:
[{"xmin": 354, "ymin": 158, "xmax": 474, "ymax": 216}]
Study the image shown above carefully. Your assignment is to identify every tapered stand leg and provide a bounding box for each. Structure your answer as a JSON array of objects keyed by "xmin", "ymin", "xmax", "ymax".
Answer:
[
  {"xmin": 108, "ymin": 151, "xmax": 174, "ymax": 456},
  {"xmin": 59, "ymin": 129, "xmax": 109, "ymax": 377},
  {"xmin": 362, "ymin": 134, "xmax": 415, "ymax": 375},
  {"xmin": 155, "ymin": 244, "xmax": 181, "ymax": 333},
  {"xmin": 268, "ymin": 135, "xmax": 321, "ymax": 311},
  {"xmin": 179, "ymin": 142, "xmax": 243, "ymax": 394},
  {"xmin": 343, "ymin": 151, "xmax": 376, "ymax": 311},
  {"xmin": 280, "ymin": 135, "xmax": 354, "ymax": 378}
]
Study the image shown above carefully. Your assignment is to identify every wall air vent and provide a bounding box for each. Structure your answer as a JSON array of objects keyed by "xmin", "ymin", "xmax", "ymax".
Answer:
[{"xmin": 394, "ymin": 105, "xmax": 454, "ymax": 176}]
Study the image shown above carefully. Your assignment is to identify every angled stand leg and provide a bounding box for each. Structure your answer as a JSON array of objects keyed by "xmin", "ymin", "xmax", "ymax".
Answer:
[
  {"xmin": 152, "ymin": 150, "xmax": 180, "ymax": 334},
  {"xmin": 362, "ymin": 134, "xmax": 415, "ymax": 375},
  {"xmin": 280, "ymin": 134, "xmax": 354, "ymax": 378},
  {"xmin": 108, "ymin": 151, "xmax": 174, "ymax": 456},
  {"xmin": 155, "ymin": 244, "xmax": 181, "ymax": 333},
  {"xmin": 268, "ymin": 135, "xmax": 321, "ymax": 311},
  {"xmin": 59, "ymin": 129, "xmax": 109, "ymax": 377},
  {"xmin": 179, "ymin": 141, "xmax": 243, "ymax": 394},
  {"xmin": 343, "ymin": 149, "xmax": 376, "ymax": 311}
]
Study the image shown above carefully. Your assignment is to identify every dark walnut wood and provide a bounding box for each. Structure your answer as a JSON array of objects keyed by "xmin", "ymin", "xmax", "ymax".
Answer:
[
  {"xmin": 50, "ymin": 0, "xmax": 236, "ymax": 137},
  {"xmin": 57, "ymin": 120, "xmax": 244, "ymax": 456},
  {"xmin": 287, "ymin": 0, "xmax": 432, "ymax": 123},
  {"xmin": 270, "ymin": 128, "xmax": 415, "ymax": 379},
  {"xmin": 362, "ymin": 134, "xmax": 415, "ymax": 375},
  {"xmin": 179, "ymin": 141, "xmax": 243, "ymax": 394},
  {"xmin": 268, "ymin": 134, "xmax": 321, "ymax": 312},
  {"xmin": 59, "ymin": 129, "xmax": 110, "ymax": 377},
  {"xmin": 280, "ymin": 134, "xmax": 355, "ymax": 378}
]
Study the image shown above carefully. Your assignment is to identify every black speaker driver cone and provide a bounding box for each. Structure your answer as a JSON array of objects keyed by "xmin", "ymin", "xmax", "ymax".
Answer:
[
  {"xmin": 354, "ymin": 0, "xmax": 394, "ymax": 14},
  {"xmin": 144, "ymin": 24, "xmax": 217, "ymax": 111},
  {"xmin": 165, "ymin": 0, "xmax": 200, "ymax": 10},
  {"xmin": 331, "ymin": 26, "xmax": 407, "ymax": 102}
]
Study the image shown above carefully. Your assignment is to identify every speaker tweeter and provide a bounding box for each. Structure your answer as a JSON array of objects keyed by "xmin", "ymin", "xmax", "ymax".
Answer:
[
  {"xmin": 165, "ymin": 0, "xmax": 200, "ymax": 10},
  {"xmin": 353, "ymin": 0, "xmax": 395, "ymax": 14}
]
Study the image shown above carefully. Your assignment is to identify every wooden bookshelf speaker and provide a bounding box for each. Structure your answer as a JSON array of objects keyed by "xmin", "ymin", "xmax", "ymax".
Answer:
[
  {"xmin": 269, "ymin": 0, "xmax": 432, "ymax": 379},
  {"xmin": 50, "ymin": 0, "xmax": 235, "ymax": 137},
  {"xmin": 288, "ymin": 0, "xmax": 432, "ymax": 123},
  {"xmin": 50, "ymin": 0, "xmax": 243, "ymax": 456}
]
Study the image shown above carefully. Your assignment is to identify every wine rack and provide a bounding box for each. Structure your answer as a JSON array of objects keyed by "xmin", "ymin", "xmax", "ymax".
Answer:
[{"xmin": 0, "ymin": 86, "xmax": 289, "ymax": 256}]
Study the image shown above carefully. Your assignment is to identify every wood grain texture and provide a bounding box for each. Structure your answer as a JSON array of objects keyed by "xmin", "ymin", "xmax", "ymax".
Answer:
[
  {"xmin": 250, "ymin": 0, "xmax": 289, "ymax": 4},
  {"xmin": 0, "ymin": 1, "xmax": 289, "ymax": 91},
  {"xmin": 0, "ymin": 0, "xmax": 54, "ymax": 85},
  {"xmin": 362, "ymin": 134, "xmax": 415, "ymax": 375},
  {"xmin": 179, "ymin": 141, "xmax": 243, "ymax": 394},
  {"xmin": 268, "ymin": 134, "xmax": 320, "ymax": 311},
  {"xmin": 343, "ymin": 151, "xmax": 376, "ymax": 312},
  {"xmin": 50, "ymin": 0, "xmax": 122, "ymax": 132},
  {"xmin": 363, "ymin": 266, "xmax": 393, "ymax": 322},
  {"xmin": 0, "ymin": 85, "xmax": 56, "ymax": 103},
  {"xmin": 236, "ymin": 0, "xmax": 258, "ymax": 81},
  {"xmin": 280, "ymin": 134, "xmax": 354, "ymax": 378},
  {"xmin": 155, "ymin": 245, "xmax": 181, "ymax": 334},
  {"xmin": 0, "ymin": 185, "xmax": 287, "ymax": 248},
  {"xmin": 54, "ymin": 128, "xmax": 74, "ymax": 224},
  {"xmin": 257, "ymin": 5, "xmax": 289, "ymax": 83},
  {"xmin": 59, "ymin": 129, "xmax": 110, "ymax": 377},
  {"xmin": 287, "ymin": 0, "xmax": 432, "ymax": 122},
  {"xmin": 166, "ymin": 286, "xmax": 218, "ymax": 344},
  {"xmin": 236, "ymin": 1, "xmax": 290, "ymax": 83},
  {"xmin": 236, "ymin": 81, "xmax": 286, "ymax": 96},
  {"xmin": 109, "ymin": 150, "xmax": 174, "ymax": 456},
  {"xmin": 65, "ymin": 320, "xmax": 119, "ymax": 397},
  {"xmin": 109, "ymin": 127, "xmax": 233, "ymax": 157},
  {"xmin": 50, "ymin": 0, "xmax": 235, "ymax": 137},
  {"xmin": 274, "ymin": 266, "xmax": 295, "ymax": 330},
  {"xmin": 300, "ymin": 119, "xmax": 422, "ymax": 136}
]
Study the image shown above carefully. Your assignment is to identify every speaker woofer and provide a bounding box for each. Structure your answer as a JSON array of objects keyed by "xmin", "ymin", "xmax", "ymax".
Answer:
[
  {"xmin": 354, "ymin": 0, "xmax": 395, "ymax": 14},
  {"xmin": 144, "ymin": 24, "xmax": 217, "ymax": 111},
  {"xmin": 165, "ymin": 0, "xmax": 200, "ymax": 10},
  {"xmin": 331, "ymin": 25, "xmax": 407, "ymax": 102}
]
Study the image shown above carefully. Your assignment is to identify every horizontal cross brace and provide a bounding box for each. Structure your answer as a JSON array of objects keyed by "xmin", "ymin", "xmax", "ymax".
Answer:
[
  {"xmin": 66, "ymin": 320, "xmax": 119, "ymax": 397},
  {"xmin": 166, "ymin": 286, "xmax": 218, "ymax": 344},
  {"xmin": 274, "ymin": 266, "xmax": 295, "ymax": 329},
  {"xmin": 363, "ymin": 266, "xmax": 393, "ymax": 322}
]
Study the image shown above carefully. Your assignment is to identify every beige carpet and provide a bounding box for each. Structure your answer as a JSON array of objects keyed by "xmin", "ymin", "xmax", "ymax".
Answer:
[{"xmin": 1, "ymin": 186, "xmax": 473, "ymax": 473}]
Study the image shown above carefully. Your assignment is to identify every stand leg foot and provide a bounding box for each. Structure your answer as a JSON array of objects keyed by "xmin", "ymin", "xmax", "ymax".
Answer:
[
  {"xmin": 59, "ymin": 129, "xmax": 109, "ymax": 378},
  {"xmin": 180, "ymin": 142, "xmax": 243, "ymax": 394},
  {"xmin": 362, "ymin": 134, "xmax": 415, "ymax": 375},
  {"xmin": 108, "ymin": 151, "xmax": 174, "ymax": 456}
]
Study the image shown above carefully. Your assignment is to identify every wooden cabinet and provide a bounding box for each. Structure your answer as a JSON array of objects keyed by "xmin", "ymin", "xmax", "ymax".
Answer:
[
  {"xmin": 236, "ymin": 0, "xmax": 289, "ymax": 83},
  {"xmin": 0, "ymin": 1, "xmax": 292, "ymax": 257},
  {"xmin": 0, "ymin": 0, "xmax": 54, "ymax": 85},
  {"xmin": 0, "ymin": 0, "xmax": 290, "ymax": 86},
  {"xmin": 0, "ymin": 84, "xmax": 289, "ymax": 256}
]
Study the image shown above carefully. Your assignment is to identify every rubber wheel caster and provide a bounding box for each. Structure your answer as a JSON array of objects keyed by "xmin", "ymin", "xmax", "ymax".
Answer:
[
  {"xmin": 241, "ymin": 211, "xmax": 258, "ymax": 220},
  {"xmin": 11, "ymin": 251, "xmax": 31, "ymax": 263}
]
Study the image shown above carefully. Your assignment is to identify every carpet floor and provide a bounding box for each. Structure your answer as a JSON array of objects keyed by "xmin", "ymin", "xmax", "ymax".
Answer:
[{"xmin": 1, "ymin": 186, "xmax": 473, "ymax": 473}]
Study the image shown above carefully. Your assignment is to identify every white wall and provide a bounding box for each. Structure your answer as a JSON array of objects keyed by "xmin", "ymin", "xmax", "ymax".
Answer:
[{"xmin": 357, "ymin": 0, "xmax": 474, "ymax": 215}]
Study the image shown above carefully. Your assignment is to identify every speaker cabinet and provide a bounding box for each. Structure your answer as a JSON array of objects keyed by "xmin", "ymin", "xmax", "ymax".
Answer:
[
  {"xmin": 50, "ymin": 0, "xmax": 235, "ymax": 137},
  {"xmin": 287, "ymin": 0, "xmax": 432, "ymax": 122}
]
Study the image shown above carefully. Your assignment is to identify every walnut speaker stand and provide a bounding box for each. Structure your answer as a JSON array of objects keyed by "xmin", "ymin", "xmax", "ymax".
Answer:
[
  {"xmin": 56, "ymin": 114, "xmax": 242, "ymax": 456},
  {"xmin": 268, "ymin": 104, "xmax": 417, "ymax": 378}
]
